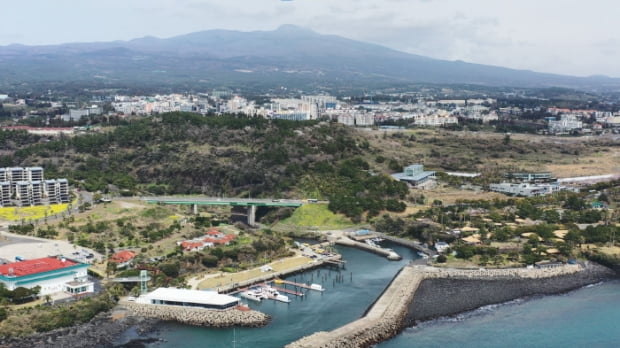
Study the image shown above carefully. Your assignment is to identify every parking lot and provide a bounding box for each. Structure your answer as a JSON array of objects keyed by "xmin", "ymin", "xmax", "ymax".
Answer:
[{"xmin": 0, "ymin": 227, "xmax": 102, "ymax": 264}]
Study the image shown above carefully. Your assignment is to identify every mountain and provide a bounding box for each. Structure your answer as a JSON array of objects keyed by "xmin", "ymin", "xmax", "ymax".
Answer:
[{"xmin": 0, "ymin": 25, "xmax": 618, "ymax": 91}]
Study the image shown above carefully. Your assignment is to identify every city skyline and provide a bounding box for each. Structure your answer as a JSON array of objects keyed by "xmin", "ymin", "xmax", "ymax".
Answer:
[{"xmin": 0, "ymin": 0, "xmax": 618, "ymax": 78}]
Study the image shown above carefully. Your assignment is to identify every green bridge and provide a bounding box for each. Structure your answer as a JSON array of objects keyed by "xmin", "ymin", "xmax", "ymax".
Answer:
[{"xmin": 142, "ymin": 197, "xmax": 304, "ymax": 225}]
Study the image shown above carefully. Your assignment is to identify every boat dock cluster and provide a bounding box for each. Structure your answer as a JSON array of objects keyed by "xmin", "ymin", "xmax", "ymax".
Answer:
[{"xmin": 238, "ymin": 279, "xmax": 326, "ymax": 304}]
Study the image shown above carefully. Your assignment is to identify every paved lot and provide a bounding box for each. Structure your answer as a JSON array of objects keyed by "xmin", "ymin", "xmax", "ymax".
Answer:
[{"xmin": 0, "ymin": 225, "xmax": 102, "ymax": 263}]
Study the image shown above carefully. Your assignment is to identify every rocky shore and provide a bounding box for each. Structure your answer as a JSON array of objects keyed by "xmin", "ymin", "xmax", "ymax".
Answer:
[
  {"xmin": 0, "ymin": 308, "xmax": 159, "ymax": 348},
  {"xmin": 287, "ymin": 262, "xmax": 616, "ymax": 348},
  {"xmin": 123, "ymin": 302, "xmax": 270, "ymax": 328},
  {"xmin": 0, "ymin": 301, "xmax": 270, "ymax": 348}
]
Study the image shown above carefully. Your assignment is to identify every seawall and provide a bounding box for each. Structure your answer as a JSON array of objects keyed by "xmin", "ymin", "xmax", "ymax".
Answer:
[
  {"xmin": 287, "ymin": 263, "xmax": 615, "ymax": 348},
  {"xmin": 123, "ymin": 302, "xmax": 270, "ymax": 328},
  {"xmin": 406, "ymin": 263, "xmax": 614, "ymax": 323},
  {"xmin": 335, "ymin": 237, "xmax": 402, "ymax": 260}
]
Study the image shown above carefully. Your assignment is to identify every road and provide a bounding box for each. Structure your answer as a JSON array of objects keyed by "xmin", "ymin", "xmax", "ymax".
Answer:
[{"xmin": 140, "ymin": 196, "xmax": 305, "ymax": 207}]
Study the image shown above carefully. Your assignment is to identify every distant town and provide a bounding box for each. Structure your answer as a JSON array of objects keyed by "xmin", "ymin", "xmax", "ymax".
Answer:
[{"xmin": 1, "ymin": 88, "xmax": 620, "ymax": 137}]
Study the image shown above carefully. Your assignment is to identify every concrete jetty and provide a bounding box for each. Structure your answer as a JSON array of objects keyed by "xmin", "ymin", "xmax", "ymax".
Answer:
[
  {"xmin": 374, "ymin": 232, "xmax": 436, "ymax": 256},
  {"xmin": 287, "ymin": 262, "xmax": 614, "ymax": 348},
  {"xmin": 335, "ymin": 237, "xmax": 402, "ymax": 260},
  {"xmin": 122, "ymin": 301, "xmax": 270, "ymax": 328}
]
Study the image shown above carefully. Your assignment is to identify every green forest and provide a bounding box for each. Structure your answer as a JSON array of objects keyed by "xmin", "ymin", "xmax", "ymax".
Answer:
[{"xmin": 1, "ymin": 113, "xmax": 407, "ymax": 219}]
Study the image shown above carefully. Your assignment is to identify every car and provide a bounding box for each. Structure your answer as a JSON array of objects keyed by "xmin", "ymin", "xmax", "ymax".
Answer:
[{"xmin": 272, "ymin": 199, "xmax": 280, "ymax": 202}]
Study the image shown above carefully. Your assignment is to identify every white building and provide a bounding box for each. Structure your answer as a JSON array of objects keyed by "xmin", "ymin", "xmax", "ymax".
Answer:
[
  {"xmin": 137, "ymin": 288, "xmax": 240, "ymax": 310},
  {"xmin": 548, "ymin": 115, "xmax": 582, "ymax": 133},
  {"xmin": 489, "ymin": 183, "xmax": 567, "ymax": 197}
]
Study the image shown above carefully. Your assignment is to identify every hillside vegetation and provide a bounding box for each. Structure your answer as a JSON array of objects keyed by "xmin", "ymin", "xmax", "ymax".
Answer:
[{"xmin": 3, "ymin": 113, "xmax": 407, "ymax": 220}]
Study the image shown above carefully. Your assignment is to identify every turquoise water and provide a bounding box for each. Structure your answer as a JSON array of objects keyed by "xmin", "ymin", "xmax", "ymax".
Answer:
[
  {"xmin": 126, "ymin": 242, "xmax": 420, "ymax": 348},
  {"xmin": 118, "ymin": 243, "xmax": 620, "ymax": 348},
  {"xmin": 379, "ymin": 280, "xmax": 620, "ymax": 348}
]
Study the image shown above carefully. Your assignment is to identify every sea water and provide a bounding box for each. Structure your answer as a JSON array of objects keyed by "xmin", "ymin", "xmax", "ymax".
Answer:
[
  {"xmin": 379, "ymin": 280, "xmax": 620, "ymax": 348},
  {"xmin": 116, "ymin": 242, "xmax": 420, "ymax": 348},
  {"xmin": 117, "ymin": 243, "xmax": 620, "ymax": 348}
]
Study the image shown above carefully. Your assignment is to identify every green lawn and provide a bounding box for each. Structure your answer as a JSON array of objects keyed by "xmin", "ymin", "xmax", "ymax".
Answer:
[{"xmin": 278, "ymin": 203, "xmax": 355, "ymax": 230}]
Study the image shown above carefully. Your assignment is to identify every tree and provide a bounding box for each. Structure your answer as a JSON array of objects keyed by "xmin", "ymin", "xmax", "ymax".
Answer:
[
  {"xmin": 503, "ymin": 134, "xmax": 511, "ymax": 145},
  {"xmin": 106, "ymin": 262, "xmax": 117, "ymax": 279}
]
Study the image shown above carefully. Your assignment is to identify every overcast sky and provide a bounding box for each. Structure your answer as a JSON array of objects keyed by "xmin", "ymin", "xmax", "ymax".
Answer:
[{"xmin": 1, "ymin": 0, "xmax": 618, "ymax": 77}]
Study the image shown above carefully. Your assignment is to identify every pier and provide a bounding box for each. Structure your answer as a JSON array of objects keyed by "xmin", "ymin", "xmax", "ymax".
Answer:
[
  {"xmin": 373, "ymin": 232, "xmax": 436, "ymax": 256},
  {"xmin": 269, "ymin": 285, "xmax": 305, "ymax": 297},
  {"xmin": 205, "ymin": 255, "xmax": 342, "ymax": 294},
  {"xmin": 335, "ymin": 237, "xmax": 402, "ymax": 260},
  {"xmin": 275, "ymin": 279, "xmax": 324, "ymax": 292}
]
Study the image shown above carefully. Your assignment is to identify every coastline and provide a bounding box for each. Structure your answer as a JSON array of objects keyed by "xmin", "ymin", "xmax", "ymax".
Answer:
[
  {"xmin": 0, "ymin": 307, "xmax": 160, "ymax": 348},
  {"xmin": 287, "ymin": 262, "xmax": 616, "ymax": 348}
]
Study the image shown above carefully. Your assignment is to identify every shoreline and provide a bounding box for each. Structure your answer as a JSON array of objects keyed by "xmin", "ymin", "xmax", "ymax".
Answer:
[{"xmin": 287, "ymin": 262, "xmax": 616, "ymax": 348}]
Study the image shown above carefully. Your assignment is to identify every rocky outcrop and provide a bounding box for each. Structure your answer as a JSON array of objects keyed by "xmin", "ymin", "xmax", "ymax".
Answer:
[
  {"xmin": 0, "ymin": 310, "xmax": 158, "ymax": 348},
  {"xmin": 123, "ymin": 302, "xmax": 270, "ymax": 328},
  {"xmin": 287, "ymin": 262, "xmax": 615, "ymax": 348}
]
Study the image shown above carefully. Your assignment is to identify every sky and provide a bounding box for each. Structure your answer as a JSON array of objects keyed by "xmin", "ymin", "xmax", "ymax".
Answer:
[{"xmin": 1, "ymin": 0, "xmax": 618, "ymax": 77}]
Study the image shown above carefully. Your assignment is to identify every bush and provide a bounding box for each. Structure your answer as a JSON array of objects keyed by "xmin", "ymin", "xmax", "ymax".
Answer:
[{"xmin": 436, "ymin": 255, "xmax": 447, "ymax": 263}]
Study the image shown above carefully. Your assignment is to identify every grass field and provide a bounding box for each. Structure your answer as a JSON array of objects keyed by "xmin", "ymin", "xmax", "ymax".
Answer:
[
  {"xmin": 0, "ymin": 203, "xmax": 70, "ymax": 221},
  {"xmin": 362, "ymin": 129, "xmax": 620, "ymax": 178},
  {"xmin": 278, "ymin": 204, "xmax": 355, "ymax": 230}
]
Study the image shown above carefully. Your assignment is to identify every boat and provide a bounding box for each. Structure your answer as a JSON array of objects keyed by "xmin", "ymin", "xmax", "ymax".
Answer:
[
  {"xmin": 310, "ymin": 283, "xmax": 325, "ymax": 292},
  {"xmin": 263, "ymin": 286, "xmax": 291, "ymax": 303},
  {"xmin": 239, "ymin": 288, "xmax": 266, "ymax": 302},
  {"xmin": 274, "ymin": 278, "xmax": 284, "ymax": 284},
  {"xmin": 365, "ymin": 239, "xmax": 378, "ymax": 247}
]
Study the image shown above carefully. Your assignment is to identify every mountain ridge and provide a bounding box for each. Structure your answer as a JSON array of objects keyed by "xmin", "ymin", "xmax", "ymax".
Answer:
[{"xmin": 0, "ymin": 25, "xmax": 618, "ymax": 91}]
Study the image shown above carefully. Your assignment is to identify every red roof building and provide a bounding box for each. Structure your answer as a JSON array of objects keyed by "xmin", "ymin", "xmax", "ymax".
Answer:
[
  {"xmin": 109, "ymin": 251, "xmax": 136, "ymax": 264},
  {"xmin": 0, "ymin": 257, "xmax": 91, "ymax": 296},
  {"xmin": 0, "ymin": 257, "xmax": 77, "ymax": 277}
]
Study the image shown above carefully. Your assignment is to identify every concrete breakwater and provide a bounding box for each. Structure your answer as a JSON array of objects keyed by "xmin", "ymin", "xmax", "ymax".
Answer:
[
  {"xmin": 407, "ymin": 262, "xmax": 615, "ymax": 323},
  {"xmin": 287, "ymin": 263, "xmax": 615, "ymax": 348},
  {"xmin": 123, "ymin": 302, "xmax": 270, "ymax": 328},
  {"xmin": 335, "ymin": 237, "xmax": 402, "ymax": 260}
]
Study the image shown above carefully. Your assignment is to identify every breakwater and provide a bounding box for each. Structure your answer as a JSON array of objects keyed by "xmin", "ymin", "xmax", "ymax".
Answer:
[
  {"xmin": 287, "ymin": 262, "xmax": 615, "ymax": 348},
  {"xmin": 123, "ymin": 302, "xmax": 270, "ymax": 328},
  {"xmin": 335, "ymin": 237, "xmax": 402, "ymax": 260},
  {"xmin": 406, "ymin": 263, "xmax": 614, "ymax": 323},
  {"xmin": 373, "ymin": 232, "xmax": 436, "ymax": 256}
]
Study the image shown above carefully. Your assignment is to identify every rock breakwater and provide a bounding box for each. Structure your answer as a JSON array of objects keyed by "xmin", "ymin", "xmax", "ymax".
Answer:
[
  {"xmin": 123, "ymin": 302, "xmax": 270, "ymax": 328},
  {"xmin": 407, "ymin": 262, "xmax": 614, "ymax": 323},
  {"xmin": 288, "ymin": 262, "xmax": 615, "ymax": 348}
]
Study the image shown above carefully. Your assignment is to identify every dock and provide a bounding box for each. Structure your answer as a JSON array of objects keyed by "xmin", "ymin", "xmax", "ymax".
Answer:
[
  {"xmin": 269, "ymin": 284, "xmax": 305, "ymax": 297},
  {"xmin": 211, "ymin": 255, "xmax": 341, "ymax": 294},
  {"xmin": 275, "ymin": 279, "xmax": 324, "ymax": 291}
]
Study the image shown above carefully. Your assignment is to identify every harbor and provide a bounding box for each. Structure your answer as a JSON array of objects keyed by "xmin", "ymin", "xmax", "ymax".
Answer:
[{"xmin": 115, "ymin": 242, "xmax": 421, "ymax": 347}]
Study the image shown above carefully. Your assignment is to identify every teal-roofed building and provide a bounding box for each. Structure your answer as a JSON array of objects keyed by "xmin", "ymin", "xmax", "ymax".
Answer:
[
  {"xmin": 392, "ymin": 164, "xmax": 436, "ymax": 187},
  {"xmin": 0, "ymin": 257, "xmax": 92, "ymax": 295}
]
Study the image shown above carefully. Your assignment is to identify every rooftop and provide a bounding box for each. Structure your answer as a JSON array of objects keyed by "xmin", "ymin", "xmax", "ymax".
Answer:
[
  {"xmin": 110, "ymin": 250, "xmax": 136, "ymax": 263},
  {"xmin": 143, "ymin": 287, "xmax": 239, "ymax": 307},
  {"xmin": 0, "ymin": 257, "xmax": 78, "ymax": 277}
]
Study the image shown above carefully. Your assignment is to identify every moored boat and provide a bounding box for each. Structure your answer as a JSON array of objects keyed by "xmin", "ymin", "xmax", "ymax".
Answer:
[
  {"xmin": 240, "ymin": 288, "xmax": 266, "ymax": 302},
  {"xmin": 310, "ymin": 283, "xmax": 325, "ymax": 292},
  {"xmin": 263, "ymin": 286, "xmax": 291, "ymax": 303}
]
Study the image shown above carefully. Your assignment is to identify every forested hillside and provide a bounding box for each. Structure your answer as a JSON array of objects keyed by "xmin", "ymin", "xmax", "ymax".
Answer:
[{"xmin": 1, "ymin": 113, "xmax": 407, "ymax": 219}]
